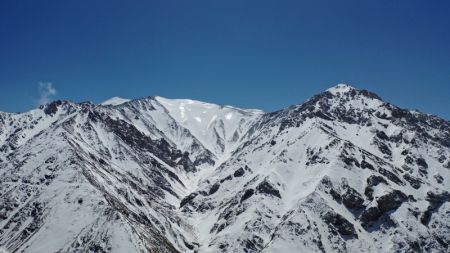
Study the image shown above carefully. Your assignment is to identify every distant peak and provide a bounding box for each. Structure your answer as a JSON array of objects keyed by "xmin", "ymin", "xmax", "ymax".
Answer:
[
  {"xmin": 101, "ymin": 97, "xmax": 131, "ymax": 106},
  {"xmin": 154, "ymin": 96, "xmax": 264, "ymax": 113},
  {"xmin": 326, "ymin": 83, "xmax": 356, "ymax": 94},
  {"xmin": 155, "ymin": 96, "xmax": 210, "ymax": 106}
]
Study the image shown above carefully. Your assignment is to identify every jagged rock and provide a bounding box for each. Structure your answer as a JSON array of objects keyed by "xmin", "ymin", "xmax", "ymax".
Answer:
[
  {"xmin": 330, "ymin": 188, "xmax": 342, "ymax": 202},
  {"xmin": 242, "ymin": 235, "xmax": 264, "ymax": 252},
  {"xmin": 361, "ymin": 160, "xmax": 375, "ymax": 170},
  {"xmin": 416, "ymin": 158, "xmax": 428, "ymax": 168},
  {"xmin": 43, "ymin": 100, "xmax": 63, "ymax": 115},
  {"xmin": 434, "ymin": 174, "xmax": 444, "ymax": 184},
  {"xmin": 342, "ymin": 186, "xmax": 365, "ymax": 210},
  {"xmin": 322, "ymin": 211, "xmax": 357, "ymax": 237},
  {"xmin": 377, "ymin": 190, "xmax": 408, "ymax": 212},
  {"xmin": 403, "ymin": 173, "xmax": 423, "ymax": 189},
  {"xmin": 220, "ymin": 175, "xmax": 233, "ymax": 183},
  {"xmin": 420, "ymin": 191, "xmax": 450, "ymax": 226},
  {"xmin": 0, "ymin": 85, "xmax": 449, "ymax": 253},
  {"xmin": 425, "ymin": 191, "xmax": 450, "ymax": 204},
  {"xmin": 378, "ymin": 167, "xmax": 404, "ymax": 185},
  {"xmin": 180, "ymin": 193, "xmax": 198, "ymax": 208},
  {"xmin": 177, "ymin": 152, "xmax": 197, "ymax": 173},
  {"xmin": 240, "ymin": 189, "xmax": 255, "ymax": 203},
  {"xmin": 367, "ymin": 175, "xmax": 388, "ymax": 187},
  {"xmin": 233, "ymin": 167, "xmax": 245, "ymax": 177},
  {"xmin": 256, "ymin": 180, "xmax": 281, "ymax": 198},
  {"xmin": 209, "ymin": 183, "xmax": 220, "ymax": 195},
  {"xmin": 359, "ymin": 207, "xmax": 382, "ymax": 228},
  {"xmin": 364, "ymin": 175, "xmax": 388, "ymax": 200}
]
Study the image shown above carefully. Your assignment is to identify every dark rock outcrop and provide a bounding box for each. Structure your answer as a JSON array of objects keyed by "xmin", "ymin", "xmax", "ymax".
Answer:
[
  {"xmin": 322, "ymin": 211, "xmax": 357, "ymax": 238},
  {"xmin": 256, "ymin": 180, "xmax": 281, "ymax": 199}
]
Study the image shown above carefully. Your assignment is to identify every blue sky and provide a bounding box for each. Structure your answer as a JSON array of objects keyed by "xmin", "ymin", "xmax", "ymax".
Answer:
[{"xmin": 0, "ymin": 0, "xmax": 449, "ymax": 119}]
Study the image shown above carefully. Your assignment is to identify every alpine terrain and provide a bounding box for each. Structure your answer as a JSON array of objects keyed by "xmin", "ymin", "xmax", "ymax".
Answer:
[{"xmin": 0, "ymin": 84, "xmax": 449, "ymax": 253}]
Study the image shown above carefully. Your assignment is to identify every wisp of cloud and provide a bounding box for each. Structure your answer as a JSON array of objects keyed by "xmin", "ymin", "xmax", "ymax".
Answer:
[{"xmin": 37, "ymin": 82, "xmax": 57, "ymax": 105}]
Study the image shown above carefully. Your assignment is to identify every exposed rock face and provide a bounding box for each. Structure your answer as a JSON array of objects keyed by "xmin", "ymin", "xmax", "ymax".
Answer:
[
  {"xmin": 420, "ymin": 191, "xmax": 450, "ymax": 227},
  {"xmin": 322, "ymin": 211, "xmax": 357, "ymax": 238},
  {"xmin": 0, "ymin": 84, "xmax": 449, "ymax": 252},
  {"xmin": 342, "ymin": 185, "xmax": 365, "ymax": 210},
  {"xmin": 233, "ymin": 167, "xmax": 245, "ymax": 177},
  {"xmin": 377, "ymin": 190, "xmax": 408, "ymax": 213},
  {"xmin": 256, "ymin": 180, "xmax": 281, "ymax": 198}
]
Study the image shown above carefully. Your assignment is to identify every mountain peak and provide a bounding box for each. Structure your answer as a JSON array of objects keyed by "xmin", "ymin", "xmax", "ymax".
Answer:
[
  {"xmin": 326, "ymin": 83, "xmax": 356, "ymax": 94},
  {"xmin": 1, "ymin": 84, "xmax": 450, "ymax": 253},
  {"xmin": 324, "ymin": 83, "xmax": 383, "ymax": 102},
  {"xmin": 154, "ymin": 96, "xmax": 264, "ymax": 156},
  {"xmin": 101, "ymin": 97, "xmax": 131, "ymax": 106}
]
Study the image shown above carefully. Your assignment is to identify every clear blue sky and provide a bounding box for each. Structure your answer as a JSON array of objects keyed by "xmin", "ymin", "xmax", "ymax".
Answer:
[{"xmin": 0, "ymin": 0, "xmax": 449, "ymax": 119}]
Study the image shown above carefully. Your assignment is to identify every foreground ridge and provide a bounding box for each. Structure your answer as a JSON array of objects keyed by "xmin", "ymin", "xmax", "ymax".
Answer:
[{"xmin": 0, "ymin": 84, "xmax": 449, "ymax": 253}]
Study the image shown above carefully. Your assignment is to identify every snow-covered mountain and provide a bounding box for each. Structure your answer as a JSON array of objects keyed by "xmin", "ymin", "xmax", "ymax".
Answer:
[{"xmin": 0, "ymin": 84, "xmax": 449, "ymax": 253}]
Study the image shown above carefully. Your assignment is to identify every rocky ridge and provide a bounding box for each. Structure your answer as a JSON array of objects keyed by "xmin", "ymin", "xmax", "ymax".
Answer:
[{"xmin": 0, "ymin": 84, "xmax": 448, "ymax": 252}]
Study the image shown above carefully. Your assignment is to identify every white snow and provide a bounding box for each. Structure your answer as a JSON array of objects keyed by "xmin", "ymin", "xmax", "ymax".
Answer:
[
  {"xmin": 100, "ymin": 97, "xmax": 131, "ymax": 106},
  {"xmin": 1, "ymin": 84, "xmax": 449, "ymax": 253},
  {"xmin": 155, "ymin": 96, "xmax": 264, "ymax": 156},
  {"xmin": 326, "ymin": 83, "xmax": 355, "ymax": 94}
]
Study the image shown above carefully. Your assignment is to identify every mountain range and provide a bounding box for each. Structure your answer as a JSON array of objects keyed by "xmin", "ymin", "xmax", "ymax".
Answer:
[{"xmin": 0, "ymin": 84, "xmax": 449, "ymax": 253}]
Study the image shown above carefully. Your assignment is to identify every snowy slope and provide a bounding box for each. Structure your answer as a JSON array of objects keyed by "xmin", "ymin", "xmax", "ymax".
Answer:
[
  {"xmin": 155, "ymin": 96, "xmax": 264, "ymax": 157},
  {"xmin": 101, "ymin": 97, "xmax": 131, "ymax": 106},
  {"xmin": 0, "ymin": 84, "xmax": 449, "ymax": 253}
]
